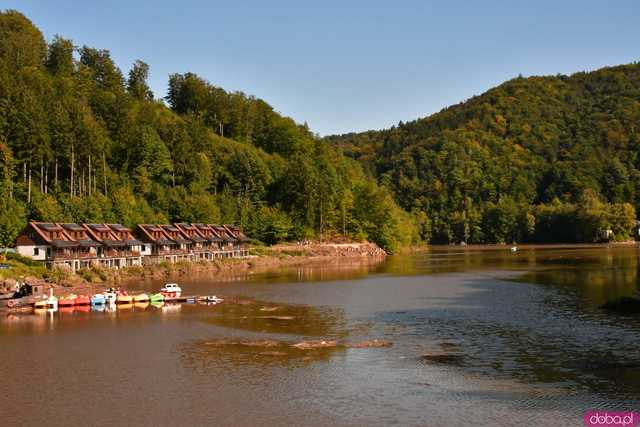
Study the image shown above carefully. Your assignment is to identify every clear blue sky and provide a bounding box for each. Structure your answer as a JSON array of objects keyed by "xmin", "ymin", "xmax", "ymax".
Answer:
[{"xmin": 5, "ymin": 1, "xmax": 640, "ymax": 135}]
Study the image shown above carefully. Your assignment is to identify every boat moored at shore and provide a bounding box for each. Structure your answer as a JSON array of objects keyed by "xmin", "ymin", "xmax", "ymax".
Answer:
[
  {"xmin": 58, "ymin": 295, "xmax": 77, "ymax": 307},
  {"xmin": 133, "ymin": 293, "xmax": 149, "ymax": 303},
  {"xmin": 160, "ymin": 283, "xmax": 182, "ymax": 298},
  {"xmin": 75, "ymin": 295, "xmax": 90, "ymax": 305},
  {"xmin": 90, "ymin": 294, "xmax": 106, "ymax": 305},
  {"xmin": 116, "ymin": 292, "xmax": 133, "ymax": 304},
  {"xmin": 149, "ymin": 293, "xmax": 164, "ymax": 303}
]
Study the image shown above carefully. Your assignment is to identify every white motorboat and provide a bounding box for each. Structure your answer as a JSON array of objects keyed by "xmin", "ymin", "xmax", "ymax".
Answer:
[{"xmin": 160, "ymin": 283, "xmax": 182, "ymax": 298}]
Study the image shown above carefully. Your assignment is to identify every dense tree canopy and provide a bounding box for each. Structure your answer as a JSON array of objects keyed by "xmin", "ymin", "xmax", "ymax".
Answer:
[
  {"xmin": 327, "ymin": 63, "xmax": 640, "ymax": 243},
  {"xmin": 1, "ymin": 10, "xmax": 637, "ymax": 250},
  {"xmin": 0, "ymin": 10, "xmax": 415, "ymax": 252}
]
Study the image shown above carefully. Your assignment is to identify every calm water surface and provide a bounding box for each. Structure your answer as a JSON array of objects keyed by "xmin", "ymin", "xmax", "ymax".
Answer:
[{"xmin": 2, "ymin": 245, "xmax": 639, "ymax": 426}]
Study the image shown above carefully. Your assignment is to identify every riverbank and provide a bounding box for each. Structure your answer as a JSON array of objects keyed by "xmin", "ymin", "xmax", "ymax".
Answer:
[{"xmin": 0, "ymin": 241, "xmax": 387, "ymax": 295}]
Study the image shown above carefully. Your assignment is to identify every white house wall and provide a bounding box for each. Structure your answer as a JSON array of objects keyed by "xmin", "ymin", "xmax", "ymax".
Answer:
[{"xmin": 16, "ymin": 245, "xmax": 48, "ymax": 261}]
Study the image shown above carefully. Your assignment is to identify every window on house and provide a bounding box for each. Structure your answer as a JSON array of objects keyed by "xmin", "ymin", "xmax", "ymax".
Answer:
[{"xmin": 33, "ymin": 248, "xmax": 39, "ymax": 256}]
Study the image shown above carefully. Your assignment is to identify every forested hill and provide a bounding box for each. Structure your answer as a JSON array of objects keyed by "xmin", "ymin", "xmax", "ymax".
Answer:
[
  {"xmin": 327, "ymin": 63, "xmax": 640, "ymax": 244},
  {"xmin": 0, "ymin": 10, "xmax": 417, "ymax": 252}
]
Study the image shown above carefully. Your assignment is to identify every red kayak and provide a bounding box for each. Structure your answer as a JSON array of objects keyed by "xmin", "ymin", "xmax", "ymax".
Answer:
[
  {"xmin": 75, "ymin": 295, "xmax": 90, "ymax": 305},
  {"xmin": 58, "ymin": 295, "xmax": 77, "ymax": 307}
]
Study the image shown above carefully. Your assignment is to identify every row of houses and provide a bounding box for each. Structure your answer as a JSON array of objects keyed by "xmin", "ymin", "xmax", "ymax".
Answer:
[{"xmin": 15, "ymin": 222, "xmax": 250, "ymax": 272}]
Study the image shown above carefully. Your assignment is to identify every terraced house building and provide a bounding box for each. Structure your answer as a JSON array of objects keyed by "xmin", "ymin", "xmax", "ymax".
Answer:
[{"xmin": 15, "ymin": 223, "xmax": 250, "ymax": 271}]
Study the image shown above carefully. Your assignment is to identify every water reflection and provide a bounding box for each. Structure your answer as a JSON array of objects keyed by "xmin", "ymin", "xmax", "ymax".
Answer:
[
  {"xmin": 381, "ymin": 245, "xmax": 639, "ymax": 277},
  {"xmin": 375, "ymin": 246, "xmax": 640, "ymax": 403},
  {"xmin": 159, "ymin": 257, "xmax": 386, "ymax": 289}
]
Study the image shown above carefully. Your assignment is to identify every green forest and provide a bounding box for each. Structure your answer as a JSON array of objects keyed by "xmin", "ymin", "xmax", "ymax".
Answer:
[
  {"xmin": 327, "ymin": 64, "xmax": 640, "ymax": 244},
  {"xmin": 0, "ymin": 10, "xmax": 416, "ymax": 252},
  {"xmin": 1, "ymin": 10, "xmax": 638, "ymax": 252}
]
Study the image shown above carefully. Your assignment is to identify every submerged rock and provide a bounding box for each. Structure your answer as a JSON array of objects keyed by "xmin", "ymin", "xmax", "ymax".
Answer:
[{"xmin": 601, "ymin": 296, "xmax": 640, "ymax": 314}]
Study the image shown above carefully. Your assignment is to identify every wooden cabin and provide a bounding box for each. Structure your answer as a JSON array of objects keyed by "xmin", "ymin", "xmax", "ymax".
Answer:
[
  {"xmin": 82, "ymin": 224, "xmax": 143, "ymax": 268},
  {"xmin": 192, "ymin": 224, "xmax": 224, "ymax": 259},
  {"xmin": 16, "ymin": 222, "xmax": 96, "ymax": 272},
  {"xmin": 135, "ymin": 225, "xmax": 180, "ymax": 264},
  {"xmin": 175, "ymin": 223, "xmax": 210, "ymax": 261},
  {"xmin": 59, "ymin": 223, "xmax": 103, "ymax": 270},
  {"xmin": 210, "ymin": 225, "xmax": 238, "ymax": 258},
  {"xmin": 158, "ymin": 225, "xmax": 193, "ymax": 261},
  {"xmin": 224, "ymin": 225, "xmax": 250, "ymax": 257},
  {"xmin": 106, "ymin": 224, "xmax": 144, "ymax": 262}
]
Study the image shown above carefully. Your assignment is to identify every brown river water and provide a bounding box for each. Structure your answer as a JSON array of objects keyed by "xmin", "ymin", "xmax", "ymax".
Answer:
[{"xmin": 1, "ymin": 245, "xmax": 639, "ymax": 426}]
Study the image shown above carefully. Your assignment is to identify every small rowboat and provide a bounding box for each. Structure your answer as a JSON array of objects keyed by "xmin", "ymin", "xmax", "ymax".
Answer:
[
  {"xmin": 90, "ymin": 294, "xmax": 106, "ymax": 305},
  {"xmin": 133, "ymin": 293, "xmax": 149, "ymax": 303},
  {"xmin": 149, "ymin": 293, "xmax": 164, "ymax": 302},
  {"xmin": 59, "ymin": 294, "xmax": 77, "ymax": 307},
  {"xmin": 75, "ymin": 295, "xmax": 90, "ymax": 306}
]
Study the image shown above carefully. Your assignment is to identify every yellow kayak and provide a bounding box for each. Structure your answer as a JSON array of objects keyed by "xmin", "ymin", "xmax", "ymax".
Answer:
[
  {"xmin": 133, "ymin": 293, "xmax": 149, "ymax": 302},
  {"xmin": 116, "ymin": 294, "xmax": 133, "ymax": 304}
]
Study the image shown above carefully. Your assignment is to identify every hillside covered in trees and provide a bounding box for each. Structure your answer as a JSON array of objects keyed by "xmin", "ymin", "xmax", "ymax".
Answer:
[
  {"xmin": 1, "ymin": 10, "xmax": 638, "ymax": 251},
  {"xmin": 0, "ymin": 10, "xmax": 417, "ymax": 252},
  {"xmin": 327, "ymin": 63, "xmax": 640, "ymax": 243}
]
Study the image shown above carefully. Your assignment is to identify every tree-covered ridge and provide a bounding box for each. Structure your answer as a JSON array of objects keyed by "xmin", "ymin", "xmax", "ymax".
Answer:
[
  {"xmin": 327, "ymin": 63, "xmax": 640, "ymax": 243},
  {"xmin": 0, "ymin": 10, "xmax": 417, "ymax": 252}
]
